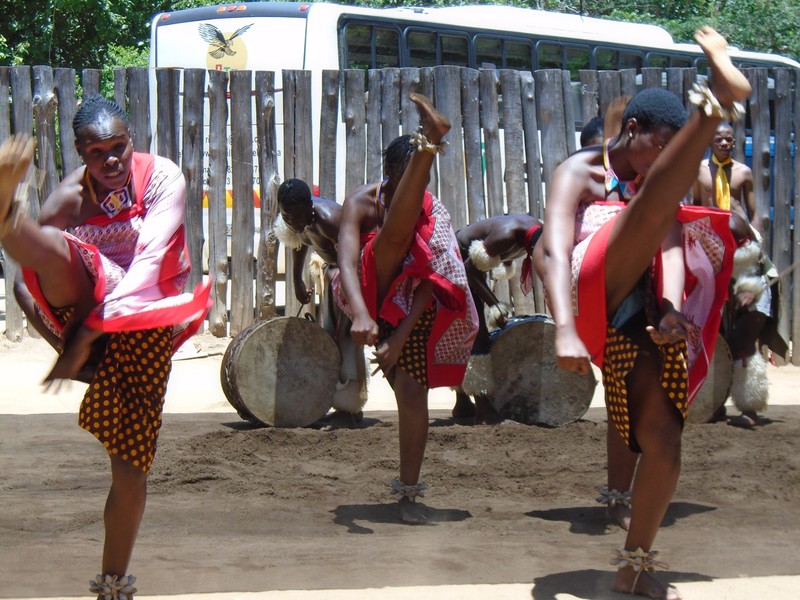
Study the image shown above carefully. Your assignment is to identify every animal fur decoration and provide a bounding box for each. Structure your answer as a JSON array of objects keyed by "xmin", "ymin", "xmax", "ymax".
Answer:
[
  {"xmin": 492, "ymin": 261, "xmax": 517, "ymax": 281},
  {"xmin": 273, "ymin": 213, "xmax": 305, "ymax": 250},
  {"xmin": 307, "ymin": 252, "xmax": 326, "ymax": 298},
  {"xmin": 468, "ymin": 240, "xmax": 501, "ymax": 272},
  {"xmin": 731, "ymin": 240, "xmax": 767, "ymax": 301},
  {"xmin": 730, "ymin": 351, "xmax": 769, "ymax": 413}
]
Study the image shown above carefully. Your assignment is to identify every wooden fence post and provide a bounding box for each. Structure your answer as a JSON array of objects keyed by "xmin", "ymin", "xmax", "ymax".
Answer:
[
  {"xmin": 461, "ymin": 67, "xmax": 485, "ymax": 223},
  {"xmin": 229, "ymin": 69, "xmax": 255, "ymax": 335},
  {"xmin": 127, "ymin": 67, "xmax": 151, "ymax": 153},
  {"xmin": 318, "ymin": 70, "xmax": 339, "ymax": 202},
  {"xmin": 255, "ymin": 70, "xmax": 280, "ymax": 321},
  {"xmin": 182, "ymin": 68, "xmax": 206, "ymax": 294},
  {"xmin": 434, "ymin": 66, "xmax": 467, "ymax": 231},
  {"xmin": 792, "ymin": 68, "xmax": 800, "ymax": 365},
  {"xmin": 81, "ymin": 69, "xmax": 100, "ymax": 98},
  {"xmin": 343, "ymin": 69, "xmax": 366, "ymax": 198},
  {"xmin": 156, "ymin": 68, "xmax": 181, "ymax": 163},
  {"xmin": 206, "ymin": 69, "xmax": 229, "ymax": 337},
  {"xmin": 479, "ymin": 69, "xmax": 503, "ymax": 217},
  {"xmin": 366, "ymin": 70, "xmax": 382, "ymax": 184},
  {"xmin": 772, "ymin": 68, "xmax": 793, "ymax": 349},
  {"xmin": 113, "ymin": 68, "xmax": 127, "ymax": 114},
  {"xmin": 0, "ymin": 66, "xmax": 21, "ymax": 341},
  {"xmin": 535, "ymin": 69, "xmax": 569, "ymax": 191},
  {"xmin": 400, "ymin": 68, "xmax": 421, "ymax": 134},
  {"xmin": 380, "ymin": 67, "xmax": 401, "ymax": 154},
  {"xmin": 54, "ymin": 68, "xmax": 80, "ymax": 176},
  {"xmin": 579, "ymin": 70, "xmax": 599, "ymax": 124},
  {"xmin": 32, "ymin": 66, "xmax": 59, "ymax": 200}
]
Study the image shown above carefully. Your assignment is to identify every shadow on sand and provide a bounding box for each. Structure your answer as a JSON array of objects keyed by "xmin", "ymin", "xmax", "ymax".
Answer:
[
  {"xmin": 526, "ymin": 501, "xmax": 717, "ymax": 535},
  {"xmin": 531, "ymin": 568, "xmax": 713, "ymax": 599},
  {"xmin": 331, "ymin": 502, "xmax": 472, "ymax": 534}
]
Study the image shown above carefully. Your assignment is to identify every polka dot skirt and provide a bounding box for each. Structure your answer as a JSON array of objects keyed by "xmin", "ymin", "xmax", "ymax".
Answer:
[
  {"xmin": 79, "ymin": 327, "xmax": 173, "ymax": 473},
  {"xmin": 602, "ymin": 324, "xmax": 688, "ymax": 452},
  {"xmin": 378, "ymin": 305, "xmax": 436, "ymax": 389}
]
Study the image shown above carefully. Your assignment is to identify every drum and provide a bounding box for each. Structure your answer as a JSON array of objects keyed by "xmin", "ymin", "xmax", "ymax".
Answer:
[
  {"xmin": 488, "ymin": 315, "xmax": 597, "ymax": 427},
  {"xmin": 686, "ymin": 334, "xmax": 733, "ymax": 424},
  {"xmin": 220, "ymin": 316, "xmax": 341, "ymax": 427}
]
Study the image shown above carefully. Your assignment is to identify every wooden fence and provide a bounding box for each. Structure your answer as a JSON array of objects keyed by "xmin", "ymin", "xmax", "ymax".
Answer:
[{"xmin": 1, "ymin": 64, "xmax": 799, "ymax": 363}]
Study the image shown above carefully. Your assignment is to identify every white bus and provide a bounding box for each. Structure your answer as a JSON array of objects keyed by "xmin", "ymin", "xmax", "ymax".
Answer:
[{"xmin": 149, "ymin": 1, "xmax": 799, "ymax": 193}]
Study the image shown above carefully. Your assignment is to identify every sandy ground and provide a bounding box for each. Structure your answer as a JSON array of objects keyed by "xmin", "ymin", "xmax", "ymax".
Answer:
[{"xmin": 1, "ymin": 329, "xmax": 800, "ymax": 599}]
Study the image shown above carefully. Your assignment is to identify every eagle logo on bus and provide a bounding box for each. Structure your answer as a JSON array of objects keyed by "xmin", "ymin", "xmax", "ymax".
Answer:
[{"xmin": 198, "ymin": 23, "xmax": 253, "ymax": 59}]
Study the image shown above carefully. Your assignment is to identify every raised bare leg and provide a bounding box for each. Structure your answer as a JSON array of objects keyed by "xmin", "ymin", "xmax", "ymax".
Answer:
[
  {"xmin": 392, "ymin": 367, "xmax": 429, "ymax": 524},
  {"xmin": 373, "ymin": 94, "xmax": 451, "ymax": 304},
  {"xmin": 604, "ymin": 28, "xmax": 751, "ymax": 314}
]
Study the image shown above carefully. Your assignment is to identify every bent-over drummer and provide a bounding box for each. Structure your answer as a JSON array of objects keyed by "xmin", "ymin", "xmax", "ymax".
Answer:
[
  {"xmin": 274, "ymin": 179, "xmax": 367, "ymax": 420},
  {"xmin": 453, "ymin": 213, "xmax": 543, "ymax": 422}
]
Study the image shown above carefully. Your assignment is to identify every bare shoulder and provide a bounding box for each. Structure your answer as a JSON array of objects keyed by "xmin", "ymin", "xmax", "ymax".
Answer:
[{"xmin": 343, "ymin": 183, "xmax": 377, "ymax": 213}]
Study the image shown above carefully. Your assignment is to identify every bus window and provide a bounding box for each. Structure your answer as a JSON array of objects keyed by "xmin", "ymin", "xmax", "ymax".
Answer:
[
  {"xmin": 506, "ymin": 40, "xmax": 533, "ymax": 70},
  {"xmin": 565, "ymin": 45, "xmax": 591, "ymax": 77},
  {"xmin": 647, "ymin": 53, "xmax": 669, "ymax": 68},
  {"xmin": 375, "ymin": 27, "xmax": 400, "ymax": 68},
  {"xmin": 672, "ymin": 55, "xmax": 692, "ymax": 68},
  {"xmin": 345, "ymin": 23, "xmax": 372, "ymax": 69},
  {"xmin": 441, "ymin": 34, "xmax": 469, "ymax": 67},
  {"xmin": 408, "ymin": 30, "xmax": 437, "ymax": 67},
  {"xmin": 595, "ymin": 47, "xmax": 618, "ymax": 70},
  {"xmin": 476, "ymin": 36, "xmax": 502, "ymax": 69},
  {"xmin": 537, "ymin": 41, "xmax": 562, "ymax": 69},
  {"xmin": 694, "ymin": 58, "xmax": 709, "ymax": 76},
  {"xmin": 619, "ymin": 51, "xmax": 643, "ymax": 70}
]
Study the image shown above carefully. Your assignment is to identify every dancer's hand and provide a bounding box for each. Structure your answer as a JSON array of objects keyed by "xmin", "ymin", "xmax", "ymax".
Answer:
[
  {"xmin": 554, "ymin": 327, "xmax": 592, "ymax": 375},
  {"xmin": 293, "ymin": 279, "xmax": 313, "ymax": 305},
  {"xmin": 647, "ymin": 308, "xmax": 690, "ymax": 345},
  {"xmin": 42, "ymin": 325, "xmax": 99, "ymax": 391},
  {"xmin": 370, "ymin": 334, "xmax": 403, "ymax": 378},
  {"xmin": 351, "ymin": 312, "xmax": 379, "ymax": 347}
]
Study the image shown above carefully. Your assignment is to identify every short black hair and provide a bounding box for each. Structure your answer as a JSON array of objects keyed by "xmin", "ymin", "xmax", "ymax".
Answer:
[
  {"xmin": 278, "ymin": 178, "xmax": 312, "ymax": 211},
  {"xmin": 72, "ymin": 95, "xmax": 130, "ymax": 140},
  {"xmin": 622, "ymin": 88, "xmax": 687, "ymax": 132},
  {"xmin": 580, "ymin": 115, "xmax": 604, "ymax": 147},
  {"xmin": 383, "ymin": 135, "xmax": 415, "ymax": 182}
]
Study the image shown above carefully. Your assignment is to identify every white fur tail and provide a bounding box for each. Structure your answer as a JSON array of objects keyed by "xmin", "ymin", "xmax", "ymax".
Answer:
[{"xmin": 730, "ymin": 352, "xmax": 769, "ymax": 413}]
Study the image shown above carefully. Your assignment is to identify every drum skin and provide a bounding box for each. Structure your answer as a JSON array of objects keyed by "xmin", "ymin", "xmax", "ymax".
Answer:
[
  {"xmin": 488, "ymin": 315, "xmax": 597, "ymax": 427},
  {"xmin": 221, "ymin": 316, "xmax": 340, "ymax": 427},
  {"xmin": 687, "ymin": 334, "xmax": 733, "ymax": 424}
]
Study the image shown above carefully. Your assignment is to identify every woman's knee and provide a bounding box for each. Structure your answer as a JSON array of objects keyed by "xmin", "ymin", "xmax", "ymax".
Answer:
[{"xmin": 110, "ymin": 456, "xmax": 148, "ymax": 493}]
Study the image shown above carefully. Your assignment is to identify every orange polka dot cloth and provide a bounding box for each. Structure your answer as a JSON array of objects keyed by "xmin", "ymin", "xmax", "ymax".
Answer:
[
  {"xmin": 567, "ymin": 202, "xmax": 734, "ymax": 405},
  {"xmin": 79, "ymin": 327, "xmax": 173, "ymax": 473},
  {"xmin": 378, "ymin": 305, "xmax": 436, "ymax": 388},
  {"xmin": 602, "ymin": 324, "xmax": 688, "ymax": 452}
]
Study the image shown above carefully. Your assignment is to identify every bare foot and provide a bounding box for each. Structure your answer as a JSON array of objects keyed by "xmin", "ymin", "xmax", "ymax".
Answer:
[
  {"xmin": 607, "ymin": 503, "xmax": 632, "ymax": 531},
  {"xmin": 0, "ymin": 134, "xmax": 35, "ymax": 230},
  {"xmin": 398, "ymin": 497, "xmax": 427, "ymax": 524},
  {"xmin": 409, "ymin": 93, "xmax": 451, "ymax": 144},
  {"xmin": 612, "ymin": 567, "xmax": 681, "ymax": 600},
  {"xmin": 694, "ymin": 27, "xmax": 751, "ymax": 107}
]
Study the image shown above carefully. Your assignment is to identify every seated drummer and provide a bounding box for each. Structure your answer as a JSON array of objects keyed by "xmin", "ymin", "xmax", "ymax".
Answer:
[
  {"xmin": 452, "ymin": 214, "xmax": 543, "ymax": 421},
  {"xmin": 274, "ymin": 179, "xmax": 367, "ymax": 421}
]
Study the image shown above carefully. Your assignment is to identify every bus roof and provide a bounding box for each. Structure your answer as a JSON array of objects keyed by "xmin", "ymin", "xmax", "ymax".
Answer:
[{"xmin": 152, "ymin": 2, "xmax": 800, "ymax": 69}]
